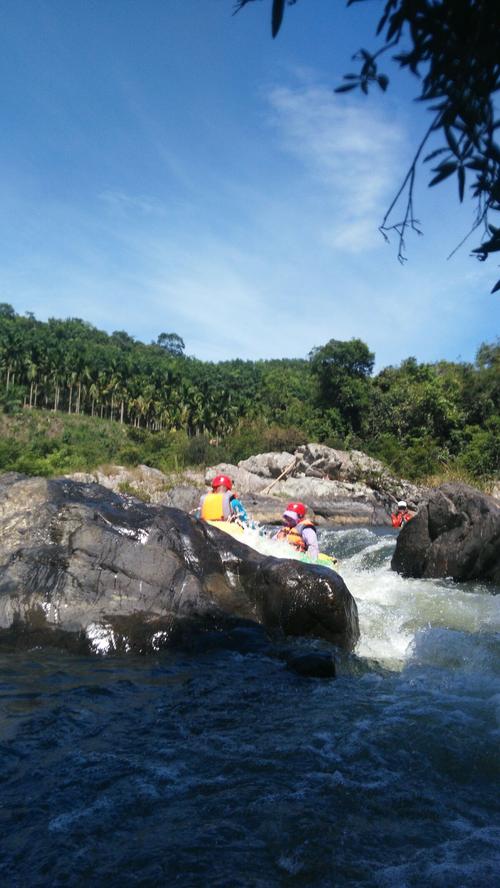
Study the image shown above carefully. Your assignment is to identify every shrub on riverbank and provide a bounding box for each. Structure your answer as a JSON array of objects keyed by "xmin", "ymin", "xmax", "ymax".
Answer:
[{"xmin": 0, "ymin": 409, "xmax": 496, "ymax": 491}]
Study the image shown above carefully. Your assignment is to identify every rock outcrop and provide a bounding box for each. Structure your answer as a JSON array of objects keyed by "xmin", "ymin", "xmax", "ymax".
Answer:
[
  {"xmin": 238, "ymin": 451, "xmax": 295, "ymax": 479},
  {"xmin": 391, "ymin": 483, "xmax": 500, "ymax": 583},
  {"xmin": 0, "ymin": 473, "xmax": 359, "ymax": 654},
  {"xmin": 206, "ymin": 443, "xmax": 426, "ymax": 525},
  {"xmin": 65, "ymin": 441, "xmax": 427, "ymax": 526},
  {"xmin": 69, "ymin": 465, "xmax": 205, "ymax": 505}
]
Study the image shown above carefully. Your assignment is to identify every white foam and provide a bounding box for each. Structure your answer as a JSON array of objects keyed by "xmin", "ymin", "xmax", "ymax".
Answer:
[
  {"xmin": 86, "ymin": 622, "xmax": 121, "ymax": 654},
  {"xmin": 150, "ymin": 630, "xmax": 170, "ymax": 651},
  {"xmin": 114, "ymin": 525, "xmax": 150, "ymax": 544},
  {"xmin": 329, "ymin": 528, "xmax": 500, "ymax": 672}
]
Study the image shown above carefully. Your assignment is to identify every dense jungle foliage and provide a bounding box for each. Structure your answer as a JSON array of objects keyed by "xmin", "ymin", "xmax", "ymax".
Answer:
[{"xmin": 0, "ymin": 303, "xmax": 498, "ymax": 482}]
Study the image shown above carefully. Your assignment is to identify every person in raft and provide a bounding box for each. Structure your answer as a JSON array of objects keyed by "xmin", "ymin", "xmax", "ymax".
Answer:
[
  {"xmin": 391, "ymin": 500, "xmax": 415, "ymax": 528},
  {"xmin": 274, "ymin": 501, "xmax": 319, "ymax": 562},
  {"xmin": 198, "ymin": 474, "xmax": 248, "ymax": 523}
]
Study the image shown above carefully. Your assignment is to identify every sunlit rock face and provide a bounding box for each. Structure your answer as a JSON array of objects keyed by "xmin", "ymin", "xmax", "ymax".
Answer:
[
  {"xmin": 206, "ymin": 442, "xmax": 427, "ymax": 526},
  {"xmin": 391, "ymin": 483, "xmax": 500, "ymax": 583},
  {"xmin": 0, "ymin": 474, "xmax": 359, "ymax": 655}
]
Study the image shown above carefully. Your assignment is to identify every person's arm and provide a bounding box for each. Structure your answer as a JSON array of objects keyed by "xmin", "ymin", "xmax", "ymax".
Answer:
[
  {"xmin": 302, "ymin": 527, "xmax": 319, "ymax": 561},
  {"xmin": 230, "ymin": 497, "xmax": 248, "ymax": 522}
]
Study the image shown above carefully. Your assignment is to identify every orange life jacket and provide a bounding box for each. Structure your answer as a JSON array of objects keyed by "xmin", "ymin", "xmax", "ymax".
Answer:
[
  {"xmin": 276, "ymin": 519, "xmax": 315, "ymax": 552},
  {"xmin": 391, "ymin": 511, "xmax": 413, "ymax": 528},
  {"xmin": 200, "ymin": 491, "xmax": 232, "ymax": 521}
]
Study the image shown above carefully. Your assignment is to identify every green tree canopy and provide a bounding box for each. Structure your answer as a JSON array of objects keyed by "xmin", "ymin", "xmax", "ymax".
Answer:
[
  {"xmin": 309, "ymin": 338, "xmax": 375, "ymax": 433},
  {"xmin": 156, "ymin": 332, "xmax": 186, "ymax": 356},
  {"xmin": 0, "ymin": 306, "xmax": 497, "ymax": 482}
]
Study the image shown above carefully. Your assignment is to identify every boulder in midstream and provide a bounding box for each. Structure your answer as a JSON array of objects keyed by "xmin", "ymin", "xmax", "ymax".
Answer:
[
  {"xmin": 0, "ymin": 473, "xmax": 359, "ymax": 656},
  {"xmin": 391, "ymin": 483, "xmax": 500, "ymax": 583}
]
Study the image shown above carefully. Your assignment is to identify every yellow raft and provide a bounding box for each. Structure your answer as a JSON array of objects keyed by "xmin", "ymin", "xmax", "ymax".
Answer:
[{"xmin": 206, "ymin": 520, "xmax": 338, "ymax": 571}]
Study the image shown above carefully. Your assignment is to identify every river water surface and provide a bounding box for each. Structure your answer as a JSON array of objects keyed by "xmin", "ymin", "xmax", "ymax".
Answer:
[{"xmin": 1, "ymin": 527, "xmax": 499, "ymax": 887}]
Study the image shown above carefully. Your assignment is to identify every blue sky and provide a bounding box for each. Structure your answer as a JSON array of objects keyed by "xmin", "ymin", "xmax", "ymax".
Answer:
[{"xmin": 1, "ymin": 0, "xmax": 498, "ymax": 368}]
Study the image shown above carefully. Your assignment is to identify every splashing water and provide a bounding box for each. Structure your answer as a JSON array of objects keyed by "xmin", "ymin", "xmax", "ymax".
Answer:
[{"xmin": 319, "ymin": 527, "xmax": 500, "ymax": 672}]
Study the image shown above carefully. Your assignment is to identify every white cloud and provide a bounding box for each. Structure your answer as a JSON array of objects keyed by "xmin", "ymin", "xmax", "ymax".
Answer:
[
  {"xmin": 99, "ymin": 190, "xmax": 166, "ymax": 217},
  {"xmin": 267, "ymin": 84, "xmax": 407, "ymax": 251}
]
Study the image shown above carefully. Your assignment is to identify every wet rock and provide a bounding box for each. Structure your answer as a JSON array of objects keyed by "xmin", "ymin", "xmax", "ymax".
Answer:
[
  {"xmin": 285, "ymin": 651, "xmax": 336, "ymax": 679},
  {"xmin": 0, "ymin": 474, "xmax": 359, "ymax": 655},
  {"xmin": 391, "ymin": 483, "xmax": 500, "ymax": 583}
]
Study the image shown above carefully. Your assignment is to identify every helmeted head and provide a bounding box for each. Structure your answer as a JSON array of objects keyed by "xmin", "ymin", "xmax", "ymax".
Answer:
[
  {"xmin": 286, "ymin": 501, "xmax": 306, "ymax": 519},
  {"xmin": 211, "ymin": 474, "xmax": 232, "ymax": 492},
  {"xmin": 283, "ymin": 509, "xmax": 299, "ymax": 526},
  {"xmin": 397, "ymin": 500, "xmax": 407, "ymax": 510}
]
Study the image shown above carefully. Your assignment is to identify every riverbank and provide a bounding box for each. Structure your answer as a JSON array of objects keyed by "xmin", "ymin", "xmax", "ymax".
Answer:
[{"xmin": 1, "ymin": 409, "xmax": 497, "ymax": 500}]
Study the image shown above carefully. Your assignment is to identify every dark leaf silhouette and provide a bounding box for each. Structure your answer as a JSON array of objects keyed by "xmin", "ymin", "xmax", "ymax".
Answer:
[
  {"xmin": 272, "ymin": 0, "xmax": 285, "ymax": 38},
  {"xmin": 458, "ymin": 166, "xmax": 465, "ymax": 203},
  {"xmin": 429, "ymin": 163, "xmax": 457, "ymax": 187}
]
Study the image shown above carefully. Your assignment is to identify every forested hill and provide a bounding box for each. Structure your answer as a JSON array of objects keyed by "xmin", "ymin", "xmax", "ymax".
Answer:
[{"xmin": 0, "ymin": 303, "xmax": 498, "ymax": 482}]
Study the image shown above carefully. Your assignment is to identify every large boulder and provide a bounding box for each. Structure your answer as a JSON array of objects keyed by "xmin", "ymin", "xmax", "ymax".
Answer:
[
  {"xmin": 293, "ymin": 443, "xmax": 423, "ymax": 505},
  {"xmin": 238, "ymin": 451, "xmax": 295, "ymax": 479},
  {"xmin": 391, "ymin": 483, "xmax": 500, "ymax": 583},
  {"xmin": 204, "ymin": 462, "xmax": 403, "ymax": 525},
  {"xmin": 294, "ymin": 443, "xmax": 381, "ymax": 481},
  {"xmin": 158, "ymin": 484, "xmax": 203, "ymax": 513},
  {"xmin": 271, "ymin": 476, "xmax": 391, "ymax": 525},
  {"xmin": 205, "ymin": 463, "xmax": 268, "ymax": 494},
  {"xmin": 206, "ymin": 443, "xmax": 426, "ymax": 525},
  {"xmin": 0, "ymin": 473, "xmax": 359, "ymax": 654}
]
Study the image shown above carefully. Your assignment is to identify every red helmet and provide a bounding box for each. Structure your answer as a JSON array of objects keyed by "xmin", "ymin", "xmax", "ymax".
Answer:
[
  {"xmin": 287, "ymin": 501, "xmax": 306, "ymax": 519},
  {"xmin": 211, "ymin": 474, "xmax": 232, "ymax": 491}
]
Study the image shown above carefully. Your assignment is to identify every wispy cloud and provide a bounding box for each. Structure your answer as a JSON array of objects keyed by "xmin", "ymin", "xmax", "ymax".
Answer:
[
  {"xmin": 267, "ymin": 83, "xmax": 407, "ymax": 251},
  {"xmin": 99, "ymin": 190, "xmax": 166, "ymax": 217}
]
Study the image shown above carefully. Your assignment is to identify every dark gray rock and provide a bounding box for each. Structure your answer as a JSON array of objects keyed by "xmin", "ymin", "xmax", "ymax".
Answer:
[
  {"xmin": 0, "ymin": 474, "xmax": 359, "ymax": 654},
  {"xmin": 391, "ymin": 483, "xmax": 500, "ymax": 583},
  {"xmin": 285, "ymin": 651, "xmax": 336, "ymax": 678}
]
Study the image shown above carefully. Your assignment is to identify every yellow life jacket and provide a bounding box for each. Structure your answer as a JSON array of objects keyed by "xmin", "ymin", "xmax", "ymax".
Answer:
[
  {"xmin": 200, "ymin": 491, "xmax": 232, "ymax": 521},
  {"xmin": 276, "ymin": 520, "xmax": 315, "ymax": 552}
]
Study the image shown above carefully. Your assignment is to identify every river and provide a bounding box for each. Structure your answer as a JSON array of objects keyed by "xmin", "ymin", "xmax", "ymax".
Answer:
[{"xmin": 1, "ymin": 527, "xmax": 499, "ymax": 886}]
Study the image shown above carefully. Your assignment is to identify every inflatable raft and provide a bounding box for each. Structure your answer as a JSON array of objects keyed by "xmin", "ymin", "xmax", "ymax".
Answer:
[{"xmin": 206, "ymin": 520, "xmax": 338, "ymax": 571}]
